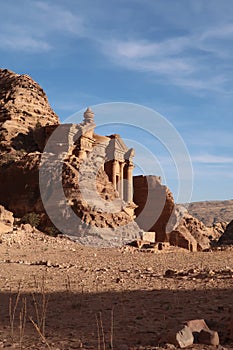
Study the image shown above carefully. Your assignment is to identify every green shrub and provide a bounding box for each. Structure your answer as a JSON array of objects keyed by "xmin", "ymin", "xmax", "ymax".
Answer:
[{"xmin": 21, "ymin": 212, "xmax": 40, "ymax": 228}]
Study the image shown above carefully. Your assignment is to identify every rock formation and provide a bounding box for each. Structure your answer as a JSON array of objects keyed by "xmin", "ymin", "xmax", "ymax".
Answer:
[
  {"xmin": 133, "ymin": 177, "xmax": 226, "ymax": 251},
  {"xmin": 167, "ymin": 205, "xmax": 212, "ymax": 251},
  {"xmin": 0, "ymin": 68, "xmax": 59, "ymax": 153},
  {"xmin": 218, "ymin": 220, "xmax": 233, "ymax": 245},
  {"xmin": 0, "ymin": 205, "xmax": 14, "ymax": 234},
  {"xmin": 0, "ymin": 69, "xmax": 141, "ymax": 246},
  {"xmin": 133, "ymin": 175, "xmax": 174, "ymax": 242},
  {"xmin": 0, "ymin": 68, "xmax": 228, "ymax": 250}
]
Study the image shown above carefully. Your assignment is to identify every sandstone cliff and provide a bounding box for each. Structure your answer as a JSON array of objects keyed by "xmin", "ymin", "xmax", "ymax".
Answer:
[
  {"xmin": 0, "ymin": 68, "xmax": 59, "ymax": 153},
  {"xmin": 133, "ymin": 176, "xmax": 224, "ymax": 251},
  {"xmin": 133, "ymin": 175, "xmax": 174, "ymax": 242}
]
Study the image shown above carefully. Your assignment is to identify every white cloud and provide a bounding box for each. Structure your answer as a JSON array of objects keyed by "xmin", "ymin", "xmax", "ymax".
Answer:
[
  {"xmin": 99, "ymin": 22, "xmax": 233, "ymax": 94},
  {"xmin": 34, "ymin": 1, "xmax": 85, "ymax": 35},
  {"xmin": 0, "ymin": 1, "xmax": 85, "ymax": 53},
  {"xmin": 192, "ymin": 154, "xmax": 233, "ymax": 164},
  {"xmin": 201, "ymin": 23, "xmax": 233, "ymax": 40},
  {"xmin": 0, "ymin": 32, "xmax": 51, "ymax": 52}
]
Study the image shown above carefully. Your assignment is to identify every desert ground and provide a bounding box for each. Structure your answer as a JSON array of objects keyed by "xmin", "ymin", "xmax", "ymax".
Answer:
[{"xmin": 0, "ymin": 227, "xmax": 232, "ymax": 350}]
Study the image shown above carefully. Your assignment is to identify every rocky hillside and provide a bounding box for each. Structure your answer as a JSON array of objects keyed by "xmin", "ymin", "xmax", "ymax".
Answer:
[
  {"xmin": 1, "ymin": 68, "xmax": 231, "ymax": 250},
  {"xmin": 0, "ymin": 68, "xmax": 59, "ymax": 153},
  {"xmin": 0, "ymin": 68, "xmax": 141, "ymax": 246},
  {"xmin": 187, "ymin": 200, "xmax": 233, "ymax": 226}
]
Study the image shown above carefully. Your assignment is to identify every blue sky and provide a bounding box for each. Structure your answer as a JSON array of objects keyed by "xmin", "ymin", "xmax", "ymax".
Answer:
[{"xmin": 0, "ymin": 0, "xmax": 233, "ymax": 202}]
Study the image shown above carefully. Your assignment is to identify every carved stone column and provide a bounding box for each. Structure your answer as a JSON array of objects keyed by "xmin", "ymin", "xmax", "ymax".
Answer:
[
  {"xmin": 112, "ymin": 160, "xmax": 117, "ymax": 191},
  {"xmin": 119, "ymin": 162, "xmax": 124, "ymax": 199},
  {"xmin": 127, "ymin": 162, "xmax": 134, "ymax": 202}
]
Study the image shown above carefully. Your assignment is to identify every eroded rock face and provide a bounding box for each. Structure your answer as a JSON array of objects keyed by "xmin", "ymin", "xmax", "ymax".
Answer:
[
  {"xmin": 133, "ymin": 175, "xmax": 174, "ymax": 242},
  {"xmin": 0, "ymin": 69, "xmax": 141, "ymax": 245},
  {"xmin": 167, "ymin": 205, "xmax": 212, "ymax": 251},
  {"xmin": 133, "ymin": 177, "xmax": 216, "ymax": 251},
  {"xmin": 219, "ymin": 220, "xmax": 233, "ymax": 245},
  {"xmin": 0, "ymin": 205, "xmax": 14, "ymax": 233},
  {"xmin": 0, "ymin": 68, "xmax": 59, "ymax": 153}
]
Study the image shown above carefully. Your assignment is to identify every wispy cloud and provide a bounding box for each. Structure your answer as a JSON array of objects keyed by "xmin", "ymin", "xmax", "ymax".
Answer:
[
  {"xmin": 192, "ymin": 154, "xmax": 233, "ymax": 164},
  {"xmin": 0, "ymin": 29, "xmax": 51, "ymax": 52},
  {"xmin": 99, "ymin": 22, "xmax": 233, "ymax": 94},
  {"xmin": 0, "ymin": 1, "xmax": 85, "ymax": 53}
]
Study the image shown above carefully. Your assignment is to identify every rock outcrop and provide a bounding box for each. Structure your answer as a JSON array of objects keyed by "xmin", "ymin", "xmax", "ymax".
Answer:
[
  {"xmin": 0, "ymin": 69, "xmax": 141, "ymax": 246},
  {"xmin": 0, "ymin": 68, "xmax": 227, "ymax": 249},
  {"xmin": 0, "ymin": 68, "xmax": 59, "ymax": 153},
  {"xmin": 133, "ymin": 177, "xmax": 216, "ymax": 251},
  {"xmin": 0, "ymin": 205, "xmax": 14, "ymax": 234},
  {"xmin": 133, "ymin": 175, "xmax": 174, "ymax": 242},
  {"xmin": 218, "ymin": 220, "xmax": 233, "ymax": 245},
  {"xmin": 167, "ymin": 205, "xmax": 212, "ymax": 251}
]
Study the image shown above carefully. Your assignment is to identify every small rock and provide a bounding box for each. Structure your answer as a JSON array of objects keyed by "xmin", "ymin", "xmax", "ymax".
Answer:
[
  {"xmin": 146, "ymin": 267, "xmax": 153, "ymax": 272},
  {"xmin": 164, "ymin": 269, "xmax": 177, "ymax": 277},
  {"xmin": 46, "ymin": 260, "xmax": 52, "ymax": 267}
]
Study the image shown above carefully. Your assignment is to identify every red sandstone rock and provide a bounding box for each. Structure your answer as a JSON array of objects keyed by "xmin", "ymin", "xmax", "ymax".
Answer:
[
  {"xmin": 169, "ymin": 227, "xmax": 198, "ymax": 252},
  {"xmin": 166, "ymin": 324, "xmax": 194, "ymax": 348},
  {"xmin": 167, "ymin": 205, "xmax": 212, "ymax": 251},
  {"xmin": 133, "ymin": 175, "xmax": 174, "ymax": 241},
  {"xmin": 0, "ymin": 69, "xmax": 59, "ymax": 153}
]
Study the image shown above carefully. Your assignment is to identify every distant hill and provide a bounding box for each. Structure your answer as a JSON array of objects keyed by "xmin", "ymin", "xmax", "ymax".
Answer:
[{"xmin": 186, "ymin": 200, "xmax": 233, "ymax": 226}]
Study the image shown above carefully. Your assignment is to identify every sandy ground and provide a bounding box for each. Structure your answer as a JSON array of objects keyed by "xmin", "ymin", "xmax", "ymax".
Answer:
[{"xmin": 0, "ymin": 228, "xmax": 233, "ymax": 350}]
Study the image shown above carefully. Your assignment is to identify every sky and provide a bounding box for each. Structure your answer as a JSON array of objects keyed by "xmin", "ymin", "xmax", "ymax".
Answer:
[{"xmin": 0, "ymin": 0, "xmax": 233, "ymax": 202}]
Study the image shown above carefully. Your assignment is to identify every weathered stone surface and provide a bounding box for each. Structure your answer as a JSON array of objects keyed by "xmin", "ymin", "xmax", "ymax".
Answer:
[
  {"xmin": 219, "ymin": 220, "xmax": 233, "ymax": 245},
  {"xmin": 133, "ymin": 175, "xmax": 174, "ymax": 242},
  {"xmin": 197, "ymin": 329, "xmax": 219, "ymax": 346},
  {"xmin": 185, "ymin": 319, "xmax": 210, "ymax": 333},
  {"xmin": 169, "ymin": 227, "xmax": 198, "ymax": 252},
  {"xmin": 167, "ymin": 205, "xmax": 213, "ymax": 251},
  {"xmin": 184, "ymin": 319, "xmax": 219, "ymax": 346},
  {"xmin": 0, "ymin": 70, "xmax": 142, "ymax": 246},
  {"xmin": 0, "ymin": 205, "xmax": 14, "ymax": 233},
  {"xmin": 142, "ymin": 231, "xmax": 156, "ymax": 242},
  {"xmin": 166, "ymin": 324, "xmax": 194, "ymax": 348},
  {"xmin": 0, "ymin": 68, "xmax": 59, "ymax": 153}
]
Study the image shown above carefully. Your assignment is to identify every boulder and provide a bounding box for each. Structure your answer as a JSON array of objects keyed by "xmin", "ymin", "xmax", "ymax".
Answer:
[
  {"xmin": 169, "ymin": 227, "xmax": 197, "ymax": 252},
  {"xmin": 197, "ymin": 329, "xmax": 219, "ymax": 346},
  {"xmin": 219, "ymin": 220, "xmax": 233, "ymax": 245},
  {"xmin": 0, "ymin": 205, "xmax": 14, "ymax": 233},
  {"xmin": 167, "ymin": 205, "xmax": 212, "ymax": 251},
  {"xmin": 185, "ymin": 319, "xmax": 219, "ymax": 346},
  {"xmin": 166, "ymin": 324, "xmax": 194, "ymax": 348}
]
